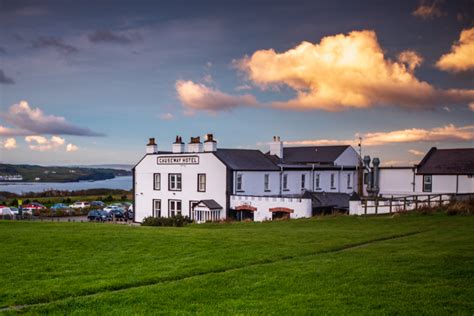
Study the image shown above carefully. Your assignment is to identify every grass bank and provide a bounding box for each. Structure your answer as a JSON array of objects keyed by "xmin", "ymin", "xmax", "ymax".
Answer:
[{"xmin": 0, "ymin": 213, "xmax": 472, "ymax": 314}]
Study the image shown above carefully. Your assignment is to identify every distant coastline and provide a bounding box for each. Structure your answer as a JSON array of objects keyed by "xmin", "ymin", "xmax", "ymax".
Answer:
[{"xmin": 0, "ymin": 163, "xmax": 132, "ymax": 183}]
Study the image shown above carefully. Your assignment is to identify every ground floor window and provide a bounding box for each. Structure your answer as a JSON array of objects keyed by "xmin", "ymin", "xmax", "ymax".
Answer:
[
  {"xmin": 236, "ymin": 210, "xmax": 254, "ymax": 221},
  {"xmin": 195, "ymin": 210, "xmax": 220, "ymax": 222},
  {"xmin": 168, "ymin": 200, "xmax": 182, "ymax": 217},
  {"xmin": 153, "ymin": 199, "xmax": 161, "ymax": 217},
  {"xmin": 189, "ymin": 201, "xmax": 199, "ymax": 219},
  {"xmin": 272, "ymin": 211, "xmax": 290, "ymax": 220},
  {"xmin": 423, "ymin": 175, "xmax": 432, "ymax": 192}
]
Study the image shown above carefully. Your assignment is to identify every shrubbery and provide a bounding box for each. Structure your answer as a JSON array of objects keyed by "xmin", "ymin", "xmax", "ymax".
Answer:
[{"xmin": 142, "ymin": 214, "xmax": 193, "ymax": 227}]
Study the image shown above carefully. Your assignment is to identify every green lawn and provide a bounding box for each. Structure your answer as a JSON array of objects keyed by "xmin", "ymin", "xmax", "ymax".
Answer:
[{"xmin": 0, "ymin": 214, "xmax": 473, "ymax": 314}]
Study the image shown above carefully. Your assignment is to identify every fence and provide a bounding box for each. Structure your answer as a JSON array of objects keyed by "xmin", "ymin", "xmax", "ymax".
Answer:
[{"xmin": 349, "ymin": 193, "xmax": 474, "ymax": 215}]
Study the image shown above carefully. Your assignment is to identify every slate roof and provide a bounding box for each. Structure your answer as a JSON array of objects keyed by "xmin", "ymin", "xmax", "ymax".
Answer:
[
  {"xmin": 214, "ymin": 149, "xmax": 280, "ymax": 171},
  {"xmin": 305, "ymin": 192, "xmax": 350, "ymax": 209},
  {"xmin": 271, "ymin": 146, "xmax": 350, "ymax": 165},
  {"xmin": 198, "ymin": 200, "xmax": 223, "ymax": 210},
  {"xmin": 417, "ymin": 147, "xmax": 474, "ymax": 175}
]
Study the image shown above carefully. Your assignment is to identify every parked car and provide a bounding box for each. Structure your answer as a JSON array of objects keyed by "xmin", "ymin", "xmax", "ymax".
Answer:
[
  {"xmin": 0, "ymin": 206, "xmax": 15, "ymax": 217},
  {"xmin": 50, "ymin": 203, "xmax": 70, "ymax": 210},
  {"xmin": 90, "ymin": 201, "xmax": 105, "ymax": 207},
  {"xmin": 103, "ymin": 205, "xmax": 123, "ymax": 212},
  {"xmin": 70, "ymin": 201, "xmax": 91, "ymax": 209},
  {"xmin": 124, "ymin": 209, "xmax": 134, "ymax": 220},
  {"xmin": 108, "ymin": 209, "xmax": 125, "ymax": 219},
  {"xmin": 87, "ymin": 210, "xmax": 110, "ymax": 222},
  {"xmin": 23, "ymin": 203, "xmax": 46, "ymax": 210}
]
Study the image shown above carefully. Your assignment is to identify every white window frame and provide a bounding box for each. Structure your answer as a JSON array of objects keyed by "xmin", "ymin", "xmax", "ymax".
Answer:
[
  {"xmin": 236, "ymin": 174, "xmax": 243, "ymax": 191},
  {"xmin": 153, "ymin": 199, "xmax": 161, "ymax": 218},
  {"xmin": 423, "ymin": 175, "xmax": 432, "ymax": 192},
  {"xmin": 264, "ymin": 174, "xmax": 270, "ymax": 191},
  {"xmin": 198, "ymin": 174, "xmax": 206, "ymax": 192},
  {"xmin": 169, "ymin": 173, "xmax": 182, "ymax": 191},
  {"xmin": 169, "ymin": 200, "xmax": 182, "ymax": 217},
  {"xmin": 153, "ymin": 173, "xmax": 161, "ymax": 190}
]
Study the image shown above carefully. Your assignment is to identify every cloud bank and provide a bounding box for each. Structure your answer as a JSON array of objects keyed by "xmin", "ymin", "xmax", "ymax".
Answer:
[
  {"xmin": 2, "ymin": 101, "xmax": 104, "ymax": 137},
  {"xmin": 88, "ymin": 30, "xmax": 138, "ymax": 44},
  {"xmin": 236, "ymin": 30, "xmax": 474, "ymax": 111},
  {"xmin": 32, "ymin": 37, "xmax": 79, "ymax": 55},
  {"xmin": 176, "ymin": 80, "xmax": 257, "ymax": 113},
  {"xmin": 436, "ymin": 27, "xmax": 474, "ymax": 72},
  {"xmin": 282, "ymin": 124, "xmax": 474, "ymax": 147}
]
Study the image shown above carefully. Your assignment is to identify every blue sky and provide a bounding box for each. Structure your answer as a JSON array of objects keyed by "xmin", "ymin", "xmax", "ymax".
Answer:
[{"xmin": 0, "ymin": 0, "xmax": 473, "ymax": 166}]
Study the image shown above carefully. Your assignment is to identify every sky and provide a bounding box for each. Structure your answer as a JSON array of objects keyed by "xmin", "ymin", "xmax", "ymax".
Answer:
[{"xmin": 0, "ymin": 0, "xmax": 473, "ymax": 166}]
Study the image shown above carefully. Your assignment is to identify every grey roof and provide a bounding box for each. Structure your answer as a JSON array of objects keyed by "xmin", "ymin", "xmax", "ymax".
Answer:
[
  {"xmin": 275, "ymin": 146, "xmax": 350, "ymax": 165},
  {"xmin": 417, "ymin": 147, "xmax": 474, "ymax": 175},
  {"xmin": 214, "ymin": 149, "xmax": 280, "ymax": 171},
  {"xmin": 198, "ymin": 200, "xmax": 223, "ymax": 210},
  {"xmin": 304, "ymin": 192, "xmax": 350, "ymax": 209}
]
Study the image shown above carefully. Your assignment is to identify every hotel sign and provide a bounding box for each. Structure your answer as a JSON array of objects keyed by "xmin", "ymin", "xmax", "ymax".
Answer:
[{"xmin": 157, "ymin": 155, "xmax": 199, "ymax": 165}]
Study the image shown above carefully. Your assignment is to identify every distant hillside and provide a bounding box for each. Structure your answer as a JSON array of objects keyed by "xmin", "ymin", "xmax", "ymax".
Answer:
[
  {"xmin": 75, "ymin": 164, "xmax": 133, "ymax": 170},
  {"xmin": 0, "ymin": 164, "xmax": 131, "ymax": 183}
]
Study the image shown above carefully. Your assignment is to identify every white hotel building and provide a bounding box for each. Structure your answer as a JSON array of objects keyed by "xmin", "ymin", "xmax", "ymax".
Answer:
[{"xmin": 133, "ymin": 135, "xmax": 360, "ymax": 223}]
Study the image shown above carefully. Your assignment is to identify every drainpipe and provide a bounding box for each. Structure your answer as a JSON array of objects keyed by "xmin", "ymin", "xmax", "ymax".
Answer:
[{"xmin": 279, "ymin": 166, "xmax": 283, "ymax": 196}]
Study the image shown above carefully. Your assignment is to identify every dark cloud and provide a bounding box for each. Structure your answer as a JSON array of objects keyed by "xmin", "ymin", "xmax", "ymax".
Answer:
[
  {"xmin": 2, "ymin": 101, "xmax": 105, "ymax": 137},
  {"xmin": 32, "ymin": 37, "xmax": 79, "ymax": 55},
  {"xmin": 0, "ymin": 70, "xmax": 15, "ymax": 85},
  {"xmin": 88, "ymin": 30, "xmax": 137, "ymax": 44}
]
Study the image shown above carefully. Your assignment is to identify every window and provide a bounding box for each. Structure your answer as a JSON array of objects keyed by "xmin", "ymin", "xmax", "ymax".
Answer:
[
  {"xmin": 198, "ymin": 174, "xmax": 206, "ymax": 192},
  {"xmin": 153, "ymin": 173, "xmax": 161, "ymax": 190},
  {"xmin": 189, "ymin": 201, "xmax": 199, "ymax": 220},
  {"xmin": 236, "ymin": 174, "xmax": 243, "ymax": 191},
  {"xmin": 169, "ymin": 173, "xmax": 182, "ymax": 191},
  {"xmin": 283, "ymin": 174, "xmax": 288, "ymax": 190},
  {"xmin": 347, "ymin": 174, "xmax": 352, "ymax": 189},
  {"xmin": 153, "ymin": 199, "xmax": 161, "ymax": 217},
  {"xmin": 169, "ymin": 200, "xmax": 182, "ymax": 217},
  {"xmin": 301, "ymin": 174, "xmax": 306, "ymax": 190},
  {"xmin": 423, "ymin": 175, "xmax": 432, "ymax": 192},
  {"xmin": 330, "ymin": 173, "xmax": 335, "ymax": 189},
  {"xmin": 315, "ymin": 174, "xmax": 320, "ymax": 189},
  {"xmin": 264, "ymin": 174, "xmax": 270, "ymax": 191}
]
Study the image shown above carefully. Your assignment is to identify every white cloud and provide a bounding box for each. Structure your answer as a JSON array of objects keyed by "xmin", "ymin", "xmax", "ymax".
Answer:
[
  {"xmin": 2, "ymin": 100, "xmax": 104, "ymax": 136},
  {"xmin": 1, "ymin": 138, "xmax": 17, "ymax": 149},
  {"xmin": 408, "ymin": 149, "xmax": 425, "ymax": 156},
  {"xmin": 25, "ymin": 135, "xmax": 66, "ymax": 151},
  {"xmin": 282, "ymin": 124, "xmax": 474, "ymax": 147},
  {"xmin": 469, "ymin": 102, "xmax": 474, "ymax": 111},
  {"xmin": 236, "ymin": 30, "xmax": 474, "ymax": 111},
  {"xmin": 436, "ymin": 27, "xmax": 474, "ymax": 72},
  {"xmin": 66, "ymin": 143, "xmax": 78, "ymax": 152},
  {"xmin": 159, "ymin": 112, "xmax": 174, "ymax": 120},
  {"xmin": 412, "ymin": 0, "xmax": 444, "ymax": 20},
  {"xmin": 176, "ymin": 80, "xmax": 257, "ymax": 112}
]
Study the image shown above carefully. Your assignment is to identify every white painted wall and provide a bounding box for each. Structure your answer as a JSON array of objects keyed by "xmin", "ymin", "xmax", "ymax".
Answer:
[
  {"xmin": 230, "ymin": 195, "xmax": 312, "ymax": 221},
  {"xmin": 334, "ymin": 147, "xmax": 360, "ymax": 166},
  {"xmin": 134, "ymin": 152, "xmax": 227, "ymax": 222},
  {"xmin": 378, "ymin": 168, "xmax": 415, "ymax": 195},
  {"xmin": 234, "ymin": 171, "xmax": 280, "ymax": 196}
]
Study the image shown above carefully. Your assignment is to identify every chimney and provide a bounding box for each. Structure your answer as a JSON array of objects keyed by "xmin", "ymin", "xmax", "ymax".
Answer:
[
  {"xmin": 172, "ymin": 136, "xmax": 185, "ymax": 153},
  {"xmin": 146, "ymin": 138, "xmax": 158, "ymax": 154},
  {"xmin": 270, "ymin": 136, "xmax": 283, "ymax": 158},
  {"xmin": 187, "ymin": 136, "xmax": 203, "ymax": 153},
  {"xmin": 204, "ymin": 133, "xmax": 217, "ymax": 152}
]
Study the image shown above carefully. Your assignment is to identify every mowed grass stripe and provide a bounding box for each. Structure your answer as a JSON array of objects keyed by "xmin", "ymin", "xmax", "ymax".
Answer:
[
  {"xmin": 10, "ymin": 220, "xmax": 474, "ymax": 315},
  {"xmin": 0, "ymin": 216, "xmax": 429, "ymax": 307},
  {"xmin": 0, "ymin": 230, "xmax": 423, "ymax": 313}
]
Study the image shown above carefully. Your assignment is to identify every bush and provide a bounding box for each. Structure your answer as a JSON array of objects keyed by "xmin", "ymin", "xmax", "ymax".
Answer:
[
  {"xmin": 446, "ymin": 201, "xmax": 472, "ymax": 216},
  {"xmin": 142, "ymin": 214, "xmax": 193, "ymax": 227}
]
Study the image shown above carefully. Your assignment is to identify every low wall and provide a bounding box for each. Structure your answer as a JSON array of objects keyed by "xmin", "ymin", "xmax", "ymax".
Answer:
[{"xmin": 230, "ymin": 195, "xmax": 312, "ymax": 221}]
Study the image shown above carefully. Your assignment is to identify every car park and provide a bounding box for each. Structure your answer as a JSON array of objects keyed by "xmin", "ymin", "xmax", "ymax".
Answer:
[
  {"xmin": 103, "ymin": 205, "xmax": 122, "ymax": 212},
  {"xmin": 108, "ymin": 208, "xmax": 125, "ymax": 219},
  {"xmin": 0, "ymin": 206, "xmax": 15, "ymax": 217},
  {"xmin": 51, "ymin": 203, "xmax": 70, "ymax": 210},
  {"xmin": 23, "ymin": 203, "xmax": 46, "ymax": 210}
]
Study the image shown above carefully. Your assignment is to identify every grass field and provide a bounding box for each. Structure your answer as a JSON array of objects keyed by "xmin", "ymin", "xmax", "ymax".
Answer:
[{"xmin": 0, "ymin": 213, "xmax": 473, "ymax": 314}]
